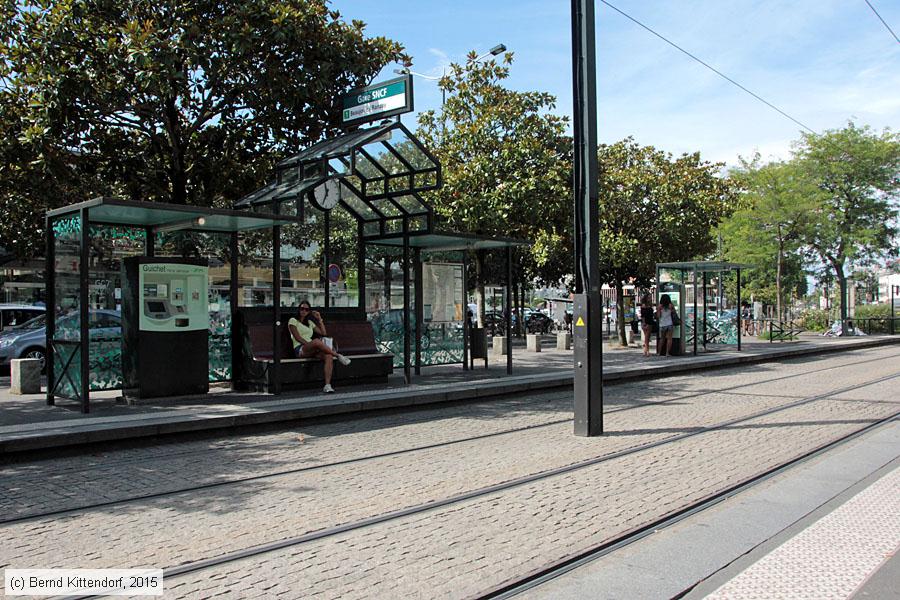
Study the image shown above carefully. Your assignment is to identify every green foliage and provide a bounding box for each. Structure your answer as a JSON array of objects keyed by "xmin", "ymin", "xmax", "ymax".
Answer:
[
  {"xmin": 798, "ymin": 308, "xmax": 830, "ymax": 332},
  {"xmin": 416, "ymin": 51, "xmax": 573, "ymax": 288},
  {"xmin": 0, "ymin": 0, "xmax": 406, "ymax": 258},
  {"xmin": 854, "ymin": 303, "xmax": 892, "ymax": 319},
  {"xmin": 795, "ymin": 122, "xmax": 900, "ymax": 319},
  {"xmin": 720, "ymin": 157, "xmax": 816, "ymax": 315},
  {"xmin": 597, "ymin": 138, "xmax": 737, "ymax": 284},
  {"xmin": 596, "ymin": 138, "xmax": 738, "ymax": 344}
]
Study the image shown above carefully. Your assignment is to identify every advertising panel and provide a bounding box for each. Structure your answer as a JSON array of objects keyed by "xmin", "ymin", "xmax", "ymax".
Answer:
[{"xmin": 138, "ymin": 263, "xmax": 209, "ymax": 332}]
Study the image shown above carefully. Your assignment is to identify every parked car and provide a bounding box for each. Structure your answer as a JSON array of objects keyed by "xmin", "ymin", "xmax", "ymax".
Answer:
[
  {"xmin": 0, "ymin": 304, "xmax": 44, "ymax": 333},
  {"xmin": 0, "ymin": 310, "xmax": 121, "ymax": 371}
]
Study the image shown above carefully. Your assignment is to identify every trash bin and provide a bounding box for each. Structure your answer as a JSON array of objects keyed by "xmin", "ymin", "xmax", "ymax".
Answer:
[{"xmin": 470, "ymin": 327, "xmax": 487, "ymax": 359}]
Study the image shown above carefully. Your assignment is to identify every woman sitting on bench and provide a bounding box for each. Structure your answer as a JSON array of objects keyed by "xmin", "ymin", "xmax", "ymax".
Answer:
[{"xmin": 288, "ymin": 301, "xmax": 351, "ymax": 393}]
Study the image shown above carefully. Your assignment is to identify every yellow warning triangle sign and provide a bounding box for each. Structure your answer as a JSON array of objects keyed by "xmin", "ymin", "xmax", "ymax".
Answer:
[{"xmin": 575, "ymin": 316, "xmax": 585, "ymax": 327}]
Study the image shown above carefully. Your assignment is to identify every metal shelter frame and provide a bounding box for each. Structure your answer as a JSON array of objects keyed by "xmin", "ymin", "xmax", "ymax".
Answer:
[
  {"xmin": 46, "ymin": 122, "xmax": 529, "ymax": 411},
  {"xmin": 235, "ymin": 120, "xmax": 528, "ymax": 386},
  {"xmin": 656, "ymin": 261, "xmax": 753, "ymax": 355},
  {"xmin": 235, "ymin": 120, "xmax": 440, "ymax": 239},
  {"xmin": 45, "ymin": 197, "xmax": 298, "ymax": 413},
  {"xmin": 365, "ymin": 232, "xmax": 529, "ymax": 382}
]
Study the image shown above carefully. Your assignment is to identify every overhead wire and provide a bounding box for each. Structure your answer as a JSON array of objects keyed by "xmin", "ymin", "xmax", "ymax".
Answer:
[
  {"xmin": 863, "ymin": 0, "xmax": 900, "ymax": 45},
  {"xmin": 597, "ymin": 0, "xmax": 816, "ymax": 134}
]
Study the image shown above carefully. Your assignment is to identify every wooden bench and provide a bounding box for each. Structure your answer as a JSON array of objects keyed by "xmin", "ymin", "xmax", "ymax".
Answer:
[{"xmin": 234, "ymin": 307, "xmax": 394, "ymax": 391}]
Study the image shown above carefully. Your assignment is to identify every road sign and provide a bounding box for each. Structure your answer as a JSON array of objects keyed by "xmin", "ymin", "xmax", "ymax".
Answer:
[
  {"xmin": 327, "ymin": 264, "xmax": 342, "ymax": 283},
  {"xmin": 341, "ymin": 75, "xmax": 413, "ymax": 128}
]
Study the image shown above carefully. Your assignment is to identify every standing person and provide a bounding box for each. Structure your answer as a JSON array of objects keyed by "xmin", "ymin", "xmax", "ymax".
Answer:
[
  {"xmin": 288, "ymin": 301, "xmax": 351, "ymax": 393},
  {"xmin": 657, "ymin": 294, "xmax": 675, "ymax": 357},
  {"xmin": 640, "ymin": 294, "xmax": 654, "ymax": 357},
  {"xmin": 741, "ymin": 301, "xmax": 753, "ymax": 336}
]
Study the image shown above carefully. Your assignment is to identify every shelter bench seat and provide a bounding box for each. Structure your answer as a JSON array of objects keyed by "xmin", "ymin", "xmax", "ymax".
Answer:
[{"xmin": 235, "ymin": 308, "xmax": 394, "ymax": 391}]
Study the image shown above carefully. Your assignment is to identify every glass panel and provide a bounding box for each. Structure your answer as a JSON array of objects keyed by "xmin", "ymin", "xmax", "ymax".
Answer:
[
  {"xmin": 384, "ymin": 218, "xmax": 404, "ymax": 234},
  {"xmin": 388, "ymin": 174, "xmax": 411, "ymax": 194},
  {"xmin": 370, "ymin": 198, "xmax": 402, "ymax": 217},
  {"xmin": 420, "ymin": 262, "xmax": 464, "ymax": 365},
  {"xmin": 51, "ymin": 215, "xmax": 82, "ymax": 399},
  {"xmin": 408, "ymin": 215, "xmax": 430, "ymax": 232},
  {"xmin": 277, "ymin": 210, "xmax": 324, "ymax": 308},
  {"xmin": 329, "ymin": 157, "xmax": 350, "ymax": 176},
  {"xmin": 362, "ymin": 177, "xmax": 386, "ymax": 198},
  {"xmin": 341, "ymin": 191, "xmax": 379, "ymax": 221},
  {"xmin": 324, "ymin": 206, "xmax": 359, "ymax": 308},
  {"xmin": 395, "ymin": 194, "xmax": 428, "ymax": 215},
  {"xmin": 366, "ymin": 245, "xmax": 409, "ymax": 368},
  {"xmin": 354, "ymin": 151, "xmax": 385, "ymax": 181},
  {"xmin": 87, "ymin": 224, "xmax": 145, "ymax": 390},
  {"xmin": 52, "ymin": 342, "xmax": 81, "ymax": 399},
  {"xmin": 390, "ymin": 132, "xmax": 437, "ymax": 170},
  {"xmin": 363, "ymin": 222, "xmax": 381, "ymax": 237},
  {"xmin": 362, "ymin": 141, "xmax": 409, "ymax": 177}
]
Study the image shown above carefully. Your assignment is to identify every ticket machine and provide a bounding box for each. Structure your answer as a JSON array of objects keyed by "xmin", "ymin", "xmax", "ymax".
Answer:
[
  {"xmin": 657, "ymin": 281, "xmax": 684, "ymax": 355},
  {"xmin": 122, "ymin": 257, "xmax": 209, "ymax": 398}
]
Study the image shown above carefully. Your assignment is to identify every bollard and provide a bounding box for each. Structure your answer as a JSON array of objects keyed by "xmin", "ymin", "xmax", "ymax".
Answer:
[
  {"xmin": 10, "ymin": 358, "xmax": 41, "ymax": 395},
  {"xmin": 556, "ymin": 332, "xmax": 572, "ymax": 350},
  {"xmin": 492, "ymin": 336, "xmax": 508, "ymax": 356},
  {"xmin": 526, "ymin": 334, "xmax": 542, "ymax": 352}
]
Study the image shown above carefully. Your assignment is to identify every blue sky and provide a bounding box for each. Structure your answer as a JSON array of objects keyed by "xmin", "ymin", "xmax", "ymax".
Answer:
[{"xmin": 333, "ymin": 0, "xmax": 899, "ymax": 169}]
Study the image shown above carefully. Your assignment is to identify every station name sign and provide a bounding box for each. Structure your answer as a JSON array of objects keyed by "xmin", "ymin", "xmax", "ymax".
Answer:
[{"xmin": 341, "ymin": 75, "xmax": 413, "ymax": 128}]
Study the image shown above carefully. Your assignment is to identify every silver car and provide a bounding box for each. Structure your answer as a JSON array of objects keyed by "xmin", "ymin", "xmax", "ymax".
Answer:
[
  {"xmin": 0, "ymin": 310, "xmax": 121, "ymax": 371},
  {"xmin": 0, "ymin": 304, "xmax": 44, "ymax": 333}
]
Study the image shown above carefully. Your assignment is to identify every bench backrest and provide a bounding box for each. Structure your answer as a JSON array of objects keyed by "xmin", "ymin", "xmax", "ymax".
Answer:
[{"xmin": 239, "ymin": 308, "xmax": 379, "ymax": 360}]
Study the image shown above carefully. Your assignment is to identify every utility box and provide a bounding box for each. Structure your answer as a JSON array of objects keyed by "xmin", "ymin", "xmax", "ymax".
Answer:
[{"xmin": 122, "ymin": 257, "xmax": 209, "ymax": 398}]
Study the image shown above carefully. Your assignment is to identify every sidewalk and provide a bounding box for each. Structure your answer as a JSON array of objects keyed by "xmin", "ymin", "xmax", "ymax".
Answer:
[{"xmin": 0, "ymin": 334, "xmax": 897, "ymax": 454}]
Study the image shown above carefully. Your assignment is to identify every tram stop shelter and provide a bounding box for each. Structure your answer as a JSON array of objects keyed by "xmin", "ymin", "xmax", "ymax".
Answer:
[
  {"xmin": 44, "ymin": 197, "xmax": 299, "ymax": 413},
  {"xmin": 45, "ymin": 119, "xmax": 526, "ymax": 412},
  {"xmin": 656, "ymin": 261, "xmax": 753, "ymax": 355}
]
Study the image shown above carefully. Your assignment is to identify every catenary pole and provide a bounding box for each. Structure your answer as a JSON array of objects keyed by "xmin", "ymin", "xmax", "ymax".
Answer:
[{"xmin": 572, "ymin": 0, "xmax": 603, "ymax": 436}]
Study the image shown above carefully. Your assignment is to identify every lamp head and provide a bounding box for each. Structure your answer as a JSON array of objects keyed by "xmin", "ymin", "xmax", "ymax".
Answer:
[{"xmin": 490, "ymin": 44, "xmax": 506, "ymax": 56}]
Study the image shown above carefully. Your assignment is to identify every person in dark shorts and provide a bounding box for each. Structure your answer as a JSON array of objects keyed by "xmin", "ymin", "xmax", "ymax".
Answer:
[
  {"xmin": 640, "ymin": 294, "xmax": 654, "ymax": 357},
  {"xmin": 657, "ymin": 294, "xmax": 675, "ymax": 356}
]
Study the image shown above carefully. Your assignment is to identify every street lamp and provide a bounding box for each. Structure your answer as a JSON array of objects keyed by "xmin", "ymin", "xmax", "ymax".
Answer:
[{"xmin": 393, "ymin": 43, "xmax": 507, "ymax": 106}]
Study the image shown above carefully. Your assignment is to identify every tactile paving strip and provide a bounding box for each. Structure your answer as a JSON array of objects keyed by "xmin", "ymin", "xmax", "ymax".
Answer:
[{"xmin": 705, "ymin": 465, "xmax": 900, "ymax": 600}]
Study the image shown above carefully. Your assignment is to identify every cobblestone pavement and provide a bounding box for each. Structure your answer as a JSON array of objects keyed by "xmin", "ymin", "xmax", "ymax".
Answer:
[{"xmin": 1, "ymin": 346, "xmax": 898, "ymax": 598}]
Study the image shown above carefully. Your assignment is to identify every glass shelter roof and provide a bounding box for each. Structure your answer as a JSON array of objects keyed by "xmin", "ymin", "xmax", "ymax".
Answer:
[
  {"xmin": 234, "ymin": 121, "xmax": 440, "ymax": 236},
  {"xmin": 48, "ymin": 198, "xmax": 297, "ymax": 232}
]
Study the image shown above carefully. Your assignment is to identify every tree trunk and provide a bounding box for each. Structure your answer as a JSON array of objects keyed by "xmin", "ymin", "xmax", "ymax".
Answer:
[
  {"xmin": 615, "ymin": 279, "xmax": 627, "ymax": 346},
  {"xmin": 512, "ymin": 279, "xmax": 521, "ymax": 337},
  {"xmin": 836, "ymin": 267, "xmax": 848, "ymax": 336},
  {"xmin": 164, "ymin": 95, "xmax": 188, "ymax": 205}
]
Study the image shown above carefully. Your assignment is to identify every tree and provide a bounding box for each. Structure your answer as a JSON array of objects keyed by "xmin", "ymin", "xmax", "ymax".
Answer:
[
  {"xmin": 794, "ymin": 122, "xmax": 900, "ymax": 330},
  {"xmin": 416, "ymin": 52, "xmax": 572, "ymax": 326},
  {"xmin": 721, "ymin": 157, "xmax": 816, "ymax": 319},
  {"xmin": 0, "ymin": 0, "xmax": 407, "ymax": 258},
  {"xmin": 596, "ymin": 138, "xmax": 737, "ymax": 345}
]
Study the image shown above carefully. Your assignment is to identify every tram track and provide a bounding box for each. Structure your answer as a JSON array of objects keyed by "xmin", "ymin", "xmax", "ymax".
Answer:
[
  {"xmin": 474, "ymin": 412, "xmax": 900, "ymax": 599},
  {"xmin": 54, "ymin": 369, "xmax": 900, "ymax": 599},
  {"xmin": 13, "ymin": 348, "xmax": 896, "ymax": 471},
  {"xmin": 4, "ymin": 350, "xmax": 898, "ymax": 526}
]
